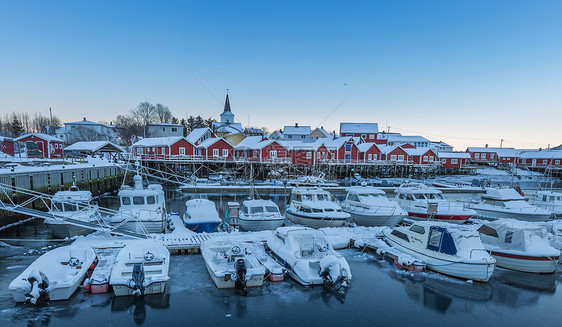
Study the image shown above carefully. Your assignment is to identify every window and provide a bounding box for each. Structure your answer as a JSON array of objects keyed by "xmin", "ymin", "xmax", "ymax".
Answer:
[
  {"xmin": 522, "ymin": 159, "xmax": 527, "ymax": 164},
  {"xmin": 162, "ymin": 127, "xmax": 166, "ymax": 131},
  {"xmin": 270, "ymin": 150, "xmax": 277, "ymax": 158},
  {"xmin": 253, "ymin": 150, "xmax": 257, "ymax": 157},
  {"xmin": 361, "ymin": 134, "xmax": 366, "ymax": 139},
  {"xmin": 398, "ymin": 155, "xmax": 404, "ymax": 161},
  {"xmin": 179, "ymin": 147, "xmax": 185, "ymax": 155},
  {"xmin": 505, "ymin": 231, "xmax": 513, "ymax": 243},
  {"xmin": 133, "ymin": 196, "xmax": 144, "ymax": 205},
  {"xmin": 556, "ymin": 160, "xmax": 560, "ymax": 165},
  {"xmin": 391, "ymin": 155, "xmax": 397, "ymax": 161},
  {"xmin": 222, "ymin": 149, "xmax": 228, "ymax": 157},
  {"xmin": 429, "ymin": 156, "xmax": 434, "ymax": 161},
  {"xmin": 172, "ymin": 127, "xmax": 177, "ymax": 132},
  {"xmin": 368, "ymin": 154, "xmax": 372, "ymax": 160},
  {"xmin": 475, "ymin": 153, "xmax": 480, "ymax": 158},
  {"xmin": 369, "ymin": 134, "xmax": 375, "ymax": 139},
  {"xmin": 373, "ymin": 154, "xmax": 377, "ymax": 160},
  {"xmin": 306, "ymin": 152, "xmax": 312, "ymax": 159},
  {"xmin": 147, "ymin": 196, "xmax": 156, "ymax": 204},
  {"xmin": 301, "ymin": 135, "xmax": 305, "ymax": 139},
  {"xmin": 122, "ymin": 197, "xmax": 131, "ymax": 205},
  {"xmin": 161, "ymin": 147, "xmax": 165, "ymax": 154},
  {"xmin": 346, "ymin": 134, "xmax": 353, "ymax": 137},
  {"xmin": 543, "ymin": 159, "xmax": 548, "ymax": 164},
  {"xmin": 288, "ymin": 135, "xmax": 293, "ymax": 139},
  {"xmin": 442, "ymin": 158, "xmax": 447, "ymax": 164},
  {"xmin": 152, "ymin": 147, "xmax": 156, "ymax": 152},
  {"xmin": 451, "ymin": 159, "xmax": 458, "ymax": 164},
  {"xmin": 482, "ymin": 153, "xmax": 486, "ymax": 159},
  {"xmin": 423, "ymin": 156, "xmax": 428, "ymax": 162},
  {"xmin": 345, "ymin": 144, "xmax": 352, "ymax": 152},
  {"xmin": 428, "ymin": 229, "xmax": 443, "ymax": 248},
  {"xmin": 213, "ymin": 149, "xmax": 219, "ymax": 157},
  {"xmin": 410, "ymin": 225, "xmax": 425, "ymax": 234}
]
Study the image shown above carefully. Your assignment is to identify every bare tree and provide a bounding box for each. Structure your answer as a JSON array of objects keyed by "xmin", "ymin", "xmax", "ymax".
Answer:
[
  {"xmin": 132, "ymin": 102, "xmax": 157, "ymax": 125},
  {"xmin": 66, "ymin": 126, "xmax": 109, "ymax": 144},
  {"xmin": 155, "ymin": 104, "xmax": 172, "ymax": 123}
]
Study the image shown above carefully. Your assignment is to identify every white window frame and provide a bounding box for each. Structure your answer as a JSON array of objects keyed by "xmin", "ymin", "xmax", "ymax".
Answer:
[
  {"xmin": 556, "ymin": 160, "xmax": 560, "ymax": 165},
  {"xmin": 368, "ymin": 154, "xmax": 372, "ymax": 160},
  {"xmin": 179, "ymin": 147, "xmax": 185, "ymax": 155},
  {"xmin": 429, "ymin": 156, "xmax": 434, "ymax": 161},
  {"xmin": 391, "ymin": 155, "xmax": 397, "ymax": 161},
  {"xmin": 373, "ymin": 154, "xmax": 377, "ymax": 160},
  {"xmin": 361, "ymin": 134, "xmax": 366, "ymax": 140},
  {"xmin": 222, "ymin": 149, "xmax": 228, "ymax": 157},
  {"xmin": 270, "ymin": 150, "xmax": 277, "ymax": 158},
  {"xmin": 306, "ymin": 151, "xmax": 312, "ymax": 159},
  {"xmin": 451, "ymin": 159, "xmax": 458, "ymax": 164},
  {"xmin": 442, "ymin": 158, "xmax": 447, "ymax": 164},
  {"xmin": 475, "ymin": 153, "xmax": 480, "ymax": 158},
  {"xmin": 161, "ymin": 147, "xmax": 165, "ymax": 154},
  {"xmin": 213, "ymin": 149, "xmax": 219, "ymax": 157},
  {"xmin": 398, "ymin": 155, "xmax": 404, "ymax": 161},
  {"xmin": 423, "ymin": 156, "xmax": 428, "ymax": 162},
  {"xmin": 369, "ymin": 134, "xmax": 375, "ymax": 139},
  {"xmin": 543, "ymin": 159, "xmax": 548, "ymax": 164}
]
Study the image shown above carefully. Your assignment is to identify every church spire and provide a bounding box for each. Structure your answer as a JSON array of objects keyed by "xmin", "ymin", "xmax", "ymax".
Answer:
[{"xmin": 224, "ymin": 90, "xmax": 231, "ymax": 112}]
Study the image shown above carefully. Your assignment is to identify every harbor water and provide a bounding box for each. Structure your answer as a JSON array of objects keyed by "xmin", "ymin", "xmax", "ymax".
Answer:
[{"xmin": 0, "ymin": 190, "xmax": 561, "ymax": 326}]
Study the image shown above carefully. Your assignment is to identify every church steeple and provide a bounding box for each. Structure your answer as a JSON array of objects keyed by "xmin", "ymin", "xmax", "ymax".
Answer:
[
  {"xmin": 224, "ymin": 93, "xmax": 231, "ymax": 112},
  {"xmin": 220, "ymin": 91, "xmax": 234, "ymax": 124}
]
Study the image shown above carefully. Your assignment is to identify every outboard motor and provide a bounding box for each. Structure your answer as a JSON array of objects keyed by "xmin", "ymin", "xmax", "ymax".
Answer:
[
  {"xmin": 131, "ymin": 263, "xmax": 145, "ymax": 296},
  {"xmin": 319, "ymin": 256, "xmax": 350, "ymax": 292},
  {"xmin": 234, "ymin": 258, "xmax": 248, "ymax": 296},
  {"xmin": 25, "ymin": 271, "xmax": 49, "ymax": 304}
]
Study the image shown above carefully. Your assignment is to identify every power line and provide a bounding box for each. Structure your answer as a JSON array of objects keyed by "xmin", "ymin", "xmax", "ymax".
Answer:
[{"xmin": 316, "ymin": 32, "xmax": 412, "ymax": 128}]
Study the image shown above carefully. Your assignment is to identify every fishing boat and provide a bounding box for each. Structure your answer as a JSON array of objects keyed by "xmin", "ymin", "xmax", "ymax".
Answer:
[
  {"xmin": 45, "ymin": 184, "xmax": 101, "ymax": 238},
  {"xmin": 341, "ymin": 186, "xmax": 407, "ymax": 227},
  {"xmin": 532, "ymin": 190, "xmax": 562, "ymax": 217},
  {"xmin": 477, "ymin": 220, "xmax": 560, "ymax": 273},
  {"xmin": 239, "ymin": 199, "xmax": 284, "ymax": 231},
  {"xmin": 286, "ymin": 187, "xmax": 350, "ymax": 228},
  {"xmin": 469, "ymin": 188, "xmax": 552, "ymax": 222},
  {"xmin": 183, "ymin": 198, "xmax": 222, "ymax": 233},
  {"xmin": 394, "ymin": 181, "xmax": 476, "ymax": 224},
  {"xmin": 110, "ymin": 240, "xmax": 170, "ymax": 296},
  {"xmin": 267, "ymin": 227, "xmax": 351, "ymax": 290},
  {"xmin": 9, "ymin": 245, "xmax": 96, "ymax": 303},
  {"xmin": 109, "ymin": 174, "xmax": 170, "ymax": 234},
  {"xmin": 200, "ymin": 239, "xmax": 266, "ymax": 294},
  {"xmin": 383, "ymin": 221, "xmax": 496, "ymax": 282}
]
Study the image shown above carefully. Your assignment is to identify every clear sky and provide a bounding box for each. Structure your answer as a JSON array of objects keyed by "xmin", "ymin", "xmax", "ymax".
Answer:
[{"xmin": 1, "ymin": 1, "xmax": 561, "ymax": 150}]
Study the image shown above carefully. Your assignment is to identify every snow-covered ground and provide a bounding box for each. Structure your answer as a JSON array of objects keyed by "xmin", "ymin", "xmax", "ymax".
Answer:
[{"xmin": 0, "ymin": 156, "xmax": 123, "ymax": 175}]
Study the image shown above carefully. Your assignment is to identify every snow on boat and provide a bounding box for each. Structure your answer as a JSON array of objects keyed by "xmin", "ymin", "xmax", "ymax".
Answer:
[
  {"xmin": 239, "ymin": 199, "xmax": 284, "ymax": 231},
  {"xmin": 110, "ymin": 240, "xmax": 170, "ymax": 296},
  {"xmin": 394, "ymin": 181, "xmax": 476, "ymax": 224},
  {"xmin": 341, "ymin": 186, "xmax": 407, "ymax": 227},
  {"xmin": 533, "ymin": 190, "xmax": 562, "ymax": 217},
  {"xmin": 267, "ymin": 227, "xmax": 351, "ymax": 290},
  {"xmin": 286, "ymin": 187, "xmax": 350, "ymax": 228},
  {"xmin": 477, "ymin": 219, "xmax": 560, "ymax": 273},
  {"xmin": 287, "ymin": 173, "xmax": 338, "ymax": 188},
  {"xmin": 183, "ymin": 198, "xmax": 221, "ymax": 233},
  {"xmin": 469, "ymin": 188, "xmax": 552, "ymax": 222},
  {"xmin": 109, "ymin": 174, "xmax": 170, "ymax": 234},
  {"xmin": 383, "ymin": 221, "xmax": 496, "ymax": 282},
  {"xmin": 200, "ymin": 239, "xmax": 266, "ymax": 294},
  {"xmin": 88, "ymin": 248, "xmax": 120, "ymax": 294},
  {"xmin": 9, "ymin": 245, "xmax": 96, "ymax": 303},
  {"xmin": 45, "ymin": 184, "xmax": 101, "ymax": 238}
]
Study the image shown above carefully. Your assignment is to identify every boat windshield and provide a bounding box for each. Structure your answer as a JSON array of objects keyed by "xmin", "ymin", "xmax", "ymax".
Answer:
[
  {"xmin": 249, "ymin": 206, "xmax": 264, "ymax": 214},
  {"xmin": 265, "ymin": 206, "xmax": 279, "ymax": 213},
  {"xmin": 302, "ymin": 194, "xmax": 314, "ymax": 201},
  {"xmin": 316, "ymin": 194, "xmax": 330, "ymax": 201},
  {"xmin": 414, "ymin": 194, "xmax": 425, "ymax": 200},
  {"xmin": 424, "ymin": 193, "xmax": 443, "ymax": 200}
]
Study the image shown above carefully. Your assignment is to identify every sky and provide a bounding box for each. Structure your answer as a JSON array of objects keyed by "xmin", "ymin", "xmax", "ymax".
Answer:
[{"xmin": 1, "ymin": 1, "xmax": 561, "ymax": 150}]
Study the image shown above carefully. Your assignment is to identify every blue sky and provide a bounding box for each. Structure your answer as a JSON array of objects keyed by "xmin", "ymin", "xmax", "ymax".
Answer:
[{"xmin": 1, "ymin": 1, "xmax": 561, "ymax": 150}]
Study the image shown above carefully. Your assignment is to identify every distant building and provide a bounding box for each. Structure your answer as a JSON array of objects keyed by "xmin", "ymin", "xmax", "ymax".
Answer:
[
  {"xmin": 386, "ymin": 135, "xmax": 431, "ymax": 148},
  {"xmin": 15, "ymin": 133, "xmax": 64, "ymax": 159},
  {"xmin": 283, "ymin": 123, "xmax": 311, "ymax": 141},
  {"xmin": 439, "ymin": 152, "xmax": 471, "ymax": 169},
  {"xmin": 147, "ymin": 122, "xmax": 183, "ymax": 138},
  {"xmin": 311, "ymin": 127, "xmax": 333, "ymax": 139},
  {"xmin": 212, "ymin": 94, "xmax": 243, "ymax": 137},
  {"xmin": 58, "ymin": 118, "xmax": 121, "ymax": 144},
  {"xmin": 224, "ymin": 132, "xmax": 247, "ymax": 146},
  {"xmin": 269, "ymin": 130, "xmax": 284, "ymax": 141},
  {"xmin": 339, "ymin": 123, "xmax": 379, "ymax": 142},
  {"xmin": 0, "ymin": 137, "xmax": 14, "ymax": 157},
  {"xmin": 431, "ymin": 141, "xmax": 454, "ymax": 153},
  {"xmin": 244, "ymin": 128, "xmax": 263, "ymax": 136}
]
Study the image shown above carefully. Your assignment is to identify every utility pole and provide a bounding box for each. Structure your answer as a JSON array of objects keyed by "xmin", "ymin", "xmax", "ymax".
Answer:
[
  {"xmin": 49, "ymin": 107, "xmax": 53, "ymax": 135},
  {"xmin": 500, "ymin": 139, "xmax": 504, "ymax": 148}
]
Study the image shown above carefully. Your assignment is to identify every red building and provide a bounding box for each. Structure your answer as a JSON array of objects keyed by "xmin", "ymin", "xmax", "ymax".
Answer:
[
  {"xmin": 0, "ymin": 137, "xmax": 14, "ymax": 157},
  {"xmin": 517, "ymin": 150, "xmax": 562, "ymax": 168},
  {"xmin": 234, "ymin": 137, "xmax": 288, "ymax": 162},
  {"xmin": 186, "ymin": 127, "xmax": 215, "ymax": 146},
  {"xmin": 438, "ymin": 152, "xmax": 471, "ymax": 168},
  {"xmin": 339, "ymin": 123, "xmax": 380, "ymax": 143},
  {"xmin": 357, "ymin": 143, "xmax": 381, "ymax": 162},
  {"xmin": 132, "ymin": 137, "xmax": 194, "ymax": 159},
  {"xmin": 196, "ymin": 137, "xmax": 234, "ymax": 160},
  {"xmin": 404, "ymin": 148, "xmax": 438, "ymax": 165},
  {"xmin": 15, "ymin": 133, "xmax": 64, "ymax": 159},
  {"xmin": 381, "ymin": 146, "xmax": 410, "ymax": 162}
]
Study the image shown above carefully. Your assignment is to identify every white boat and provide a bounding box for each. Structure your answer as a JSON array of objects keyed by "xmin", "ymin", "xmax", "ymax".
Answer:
[
  {"xmin": 200, "ymin": 239, "xmax": 266, "ymax": 294},
  {"xmin": 469, "ymin": 188, "xmax": 552, "ymax": 222},
  {"xmin": 88, "ymin": 248, "xmax": 120, "ymax": 294},
  {"xmin": 286, "ymin": 187, "xmax": 350, "ymax": 228},
  {"xmin": 109, "ymin": 174, "xmax": 170, "ymax": 234},
  {"xmin": 383, "ymin": 221, "xmax": 496, "ymax": 282},
  {"xmin": 183, "ymin": 198, "xmax": 222, "ymax": 233},
  {"xmin": 477, "ymin": 220, "xmax": 560, "ymax": 273},
  {"xmin": 110, "ymin": 240, "xmax": 170, "ymax": 296},
  {"xmin": 287, "ymin": 173, "xmax": 338, "ymax": 188},
  {"xmin": 267, "ymin": 227, "xmax": 351, "ymax": 289},
  {"xmin": 394, "ymin": 181, "xmax": 476, "ymax": 224},
  {"xmin": 239, "ymin": 199, "xmax": 284, "ymax": 231},
  {"xmin": 45, "ymin": 184, "xmax": 101, "ymax": 238},
  {"xmin": 533, "ymin": 190, "xmax": 562, "ymax": 217},
  {"xmin": 9, "ymin": 245, "xmax": 96, "ymax": 303},
  {"xmin": 341, "ymin": 186, "xmax": 407, "ymax": 227}
]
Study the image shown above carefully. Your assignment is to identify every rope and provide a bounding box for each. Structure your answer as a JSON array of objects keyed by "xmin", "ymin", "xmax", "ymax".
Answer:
[{"xmin": 0, "ymin": 217, "xmax": 36, "ymax": 231}]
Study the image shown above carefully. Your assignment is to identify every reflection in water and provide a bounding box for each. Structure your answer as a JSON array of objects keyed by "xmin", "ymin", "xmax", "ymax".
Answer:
[{"xmin": 111, "ymin": 293, "xmax": 170, "ymax": 325}]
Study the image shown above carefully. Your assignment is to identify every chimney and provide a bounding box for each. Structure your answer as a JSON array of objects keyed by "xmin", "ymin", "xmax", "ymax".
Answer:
[
  {"xmin": 485, "ymin": 144, "xmax": 488, "ymax": 148},
  {"xmin": 295, "ymin": 123, "xmax": 298, "ymax": 128},
  {"xmin": 83, "ymin": 117, "xmax": 87, "ymax": 121}
]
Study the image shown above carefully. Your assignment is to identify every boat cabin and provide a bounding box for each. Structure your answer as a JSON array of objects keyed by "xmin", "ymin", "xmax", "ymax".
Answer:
[
  {"xmin": 290, "ymin": 187, "xmax": 332, "ymax": 203},
  {"xmin": 273, "ymin": 227, "xmax": 332, "ymax": 259},
  {"xmin": 394, "ymin": 223, "xmax": 458, "ymax": 256},
  {"xmin": 118, "ymin": 175, "xmax": 165, "ymax": 212},
  {"xmin": 240, "ymin": 200, "xmax": 280, "ymax": 216},
  {"xmin": 51, "ymin": 186, "xmax": 93, "ymax": 213},
  {"xmin": 534, "ymin": 191, "xmax": 562, "ymax": 204},
  {"xmin": 345, "ymin": 186, "xmax": 387, "ymax": 203}
]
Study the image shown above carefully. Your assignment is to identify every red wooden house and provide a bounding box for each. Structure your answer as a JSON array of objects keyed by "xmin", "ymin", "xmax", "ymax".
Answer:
[
  {"xmin": 439, "ymin": 152, "xmax": 471, "ymax": 168},
  {"xmin": 381, "ymin": 146, "xmax": 409, "ymax": 162},
  {"xmin": 517, "ymin": 150, "xmax": 562, "ymax": 168},
  {"xmin": 404, "ymin": 148, "xmax": 438, "ymax": 165},
  {"xmin": 132, "ymin": 137, "xmax": 194, "ymax": 159},
  {"xmin": 0, "ymin": 137, "xmax": 14, "ymax": 157},
  {"xmin": 357, "ymin": 143, "xmax": 381, "ymax": 162},
  {"xmin": 15, "ymin": 133, "xmax": 64, "ymax": 159},
  {"xmin": 186, "ymin": 127, "xmax": 215, "ymax": 146},
  {"xmin": 196, "ymin": 137, "xmax": 234, "ymax": 160},
  {"xmin": 234, "ymin": 137, "xmax": 288, "ymax": 162}
]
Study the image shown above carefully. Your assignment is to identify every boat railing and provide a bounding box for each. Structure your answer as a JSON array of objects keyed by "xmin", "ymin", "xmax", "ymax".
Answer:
[
  {"xmin": 343, "ymin": 203, "xmax": 399, "ymax": 215},
  {"xmin": 469, "ymin": 248, "xmax": 489, "ymax": 259}
]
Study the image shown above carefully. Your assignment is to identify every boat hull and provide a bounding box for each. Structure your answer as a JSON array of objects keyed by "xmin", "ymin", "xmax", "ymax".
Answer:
[
  {"xmin": 406, "ymin": 212, "xmax": 471, "ymax": 224},
  {"xmin": 488, "ymin": 250, "xmax": 558, "ymax": 273},
  {"xmin": 238, "ymin": 217, "xmax": 284, "ymax": 231},
  {"xmin": 385, "ymin": 234, "xmax": 495, "ymax": 282},
  {"xmin": 185, "ymin": 222, "xmax": 219, "ymax": 233},
  {"xmin": 473, "ymin": 208, "xmax": 551, "ymax": 222},
  {"xmin": 203, "ymin": 261, "xmax": 264, "ymax": 289},
  {"xmin": 347, "ymin": 212, "xmax": 405, "ymax": 227},
  {"xmin": 113, "ymin": 220, "xmax": 167, "ymax": 234},
  {"xmin": 45, "ymin": 221, "xmax": 95, "ymax": 239},
  {"xmin": 112, "ymin": 281, "xmax": 167, "ymax": 296},
  {"xmin": 287, "ymin": 211, "xmax": 347, "ymax": 229}
]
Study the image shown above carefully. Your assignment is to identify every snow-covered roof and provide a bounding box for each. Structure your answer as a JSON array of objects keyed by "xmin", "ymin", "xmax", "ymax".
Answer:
[
  {"xmin": 65, "ymin": 118, "xmax": 103, "ymax": 126},
  {"xmin": 403, "ymin": 147, "xmax": 436, "ymax": 156},
  {"xmin": 387, "ymin": 135, "xmax": 430, "ymax": 144},
  {"xmin": 340, "ymin": 123, "xmax": 379, "ymax": 134},
  {"xmin": 147, "ymin": 122, "xmax": 183, "ymax": 127},
  {"xmin": 438, "ymin": 152, "xmax": 471, "ymax": 159},
  {"xmin": 519, "ymin": 150, "xmax": 562, "ymax": 159},
  {"xmin": 377, "ymin": 145, "xmax": 401, "ymax": 155},
  {"xmin": 278, "ymin": 140, "xmax": 320, "ymax": 151},
  {"xmin": 186, "ymin": 128, "xmax": 212, "ymax": 144},
  {"xmin": 196, "ymin": 137, "xmax": 223, "ymax": 149},
  {"xmin": 132, "ymin": 136, "xmax": 185, "ymax": 147},
  {"xmin": 357, "ymin": 143, "xmax": 377, "ymax": 153},
  {"xmin": 283, "ymin": 125, "xmax": 311, "ymax": 135},
  {"xmin": 235, "ymin": 136, "xmax": 277, "ymax": 150},
  {"xmin": 312, "ymin": 127, "xmax": 331, "ymax": 138},
  {"xmin": 15, "ymin": 132, "xmax": 62, "ymax": 142},
  {"xmin": 270, "ymin": 131, "xmax": 284, "ymax": 138},
  {"xmin": 212, "ymin": 122, "xmax": 243, "ymax": 134},
  {"xmin": 64, "ymin": 141, "xmax": 124, "ymax": 153},
  {"xmin": 467, "ymin": 147, "xmax": 511, "ymax": 153}
]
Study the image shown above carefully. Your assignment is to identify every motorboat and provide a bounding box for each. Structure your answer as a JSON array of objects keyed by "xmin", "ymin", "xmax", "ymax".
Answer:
[
  {"xmin": 9, "ymin": 245, "xmax": 96, "ymax": 303},
  {"xmin": 394, "ymin": 181, "xmax": 476, "ymax": 224},
  {"xmin": 183, "ymin": 198, "xmax": 222, "ymax": 233},
  {"xmin": 88, "ymin": 248, "xmax": 120, "ymax": 294},
  {"xmin": 533, "ymin": 190, "xmax": 562, "ymax": 217},
  {"xmin": 110, "ymin": 240, "xmax": 170, "ymax": 296},
  {"xmin": 341, "ymin": 186, "xmax": 407, "ymax": 227},
  {"xmin": 286, "ymin": 187, "xmax": 350, "ymax": 228},
  {"xmin": 469, "ymin": 188, "xmax": 552, "ymax": 222},
  {"xmin": 383, "ymin": 221, "xmax": 496, "ymax": 282},
  {"xmin": 45, "ymin": 184, "xmax": 101, "ymax": 238},
  {"xmin": 239, "ymin": 199, "xmax": 284, "ymax": 231},
  {"xmin": 200, "ymin": 239, "xmax": 266, "ymax": 294},
  {"xmin": 267, "ymin": 227, "xmax": 351, "ymax": 290},
  {"xmin": 287, "ymin": 173, "xmax": 338, "ymax": 188},
  {"xmin": 477, "ymin": 220, "xmax": 560, "ymax": 273},
  {"xmin": 109, "ymin": 174, "xmax": 170, "ymax": 234}
]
